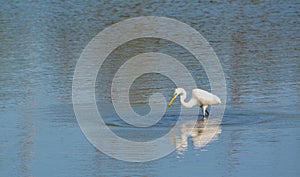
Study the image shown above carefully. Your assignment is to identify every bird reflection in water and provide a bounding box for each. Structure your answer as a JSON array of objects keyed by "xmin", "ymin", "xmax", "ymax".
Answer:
[{"xmin": 171, "ymin": 118, "xmax": 221, "ymax": 152}]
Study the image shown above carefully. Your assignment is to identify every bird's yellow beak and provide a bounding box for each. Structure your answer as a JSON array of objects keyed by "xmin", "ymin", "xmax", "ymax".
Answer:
[{"xmin": 168, "ymin": 93, "xmax": 178, "ymax": 107}]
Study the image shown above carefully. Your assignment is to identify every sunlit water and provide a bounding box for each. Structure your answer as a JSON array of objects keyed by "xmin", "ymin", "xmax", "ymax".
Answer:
[{"xmin": 1, "ymin": 1, "xmax": 299, "ymax": 177}]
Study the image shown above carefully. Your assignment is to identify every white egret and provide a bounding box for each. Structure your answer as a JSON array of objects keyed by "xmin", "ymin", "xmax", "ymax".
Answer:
[{"xmin": 168, "ymin": 88, "xmax": 221, "ymax": 118}]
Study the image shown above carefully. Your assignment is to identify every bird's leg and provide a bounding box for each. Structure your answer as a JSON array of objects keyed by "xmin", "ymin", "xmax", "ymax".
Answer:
[
  {"xmin": 205, "ymin": 109, "xmax": 210, "ymax": 117},
  {"xmin": 200, "ymin": 105, "xmax": 204, "ymax": 118},
  {"xmin": 202, "ymin": 105, "xmax": 208, "ymax": 119}
]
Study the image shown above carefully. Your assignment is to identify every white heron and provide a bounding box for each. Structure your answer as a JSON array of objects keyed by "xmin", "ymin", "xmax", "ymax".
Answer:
[{"xmin": 168, "ymin": 88, "xmax": 221, "ymax": 118}]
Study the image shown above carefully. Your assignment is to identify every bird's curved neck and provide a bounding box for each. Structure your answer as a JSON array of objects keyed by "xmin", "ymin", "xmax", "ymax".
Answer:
[{"xmin": 179, "ymin": 89, "xmax": 196, "ymax": 108}]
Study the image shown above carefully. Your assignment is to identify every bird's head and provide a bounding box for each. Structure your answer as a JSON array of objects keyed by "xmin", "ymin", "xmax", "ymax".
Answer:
[{"xmin": 168, "ymin": 88, "xmax": 183, "ymax": 107}]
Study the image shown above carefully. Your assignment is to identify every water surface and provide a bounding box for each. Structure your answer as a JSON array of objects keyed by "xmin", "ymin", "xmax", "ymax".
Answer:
[{"xmin": 0, "ymin": 1, "xmax": 299, "ymax": 176}]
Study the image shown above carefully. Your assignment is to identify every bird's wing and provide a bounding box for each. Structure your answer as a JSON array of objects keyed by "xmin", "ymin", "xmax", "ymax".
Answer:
[{"xmin": 192, "ymin": 89, "xmax": 220, "ymax": 105}]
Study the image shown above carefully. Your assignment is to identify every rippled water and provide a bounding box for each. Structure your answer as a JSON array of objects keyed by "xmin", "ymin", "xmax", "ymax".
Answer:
[{"xmin": 1, "ymin": 1, "xmax": 299, "ymax": 176}]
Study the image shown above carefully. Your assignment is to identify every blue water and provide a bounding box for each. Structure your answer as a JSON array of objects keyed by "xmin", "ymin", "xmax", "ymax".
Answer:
[{"xmin": 1, "ymin": 1, "xmax": 299, "ymax": 176}]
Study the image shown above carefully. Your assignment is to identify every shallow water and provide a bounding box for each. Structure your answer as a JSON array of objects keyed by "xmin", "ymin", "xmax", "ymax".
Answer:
[{"xmin": 1, "ymin": 1, "xmax": 300, "ymax": 176}]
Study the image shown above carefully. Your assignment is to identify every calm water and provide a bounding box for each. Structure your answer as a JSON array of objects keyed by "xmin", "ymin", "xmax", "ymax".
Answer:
[{"xmin": 1, "ymin": 1, "xmax": 300, "ymax": 176}]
